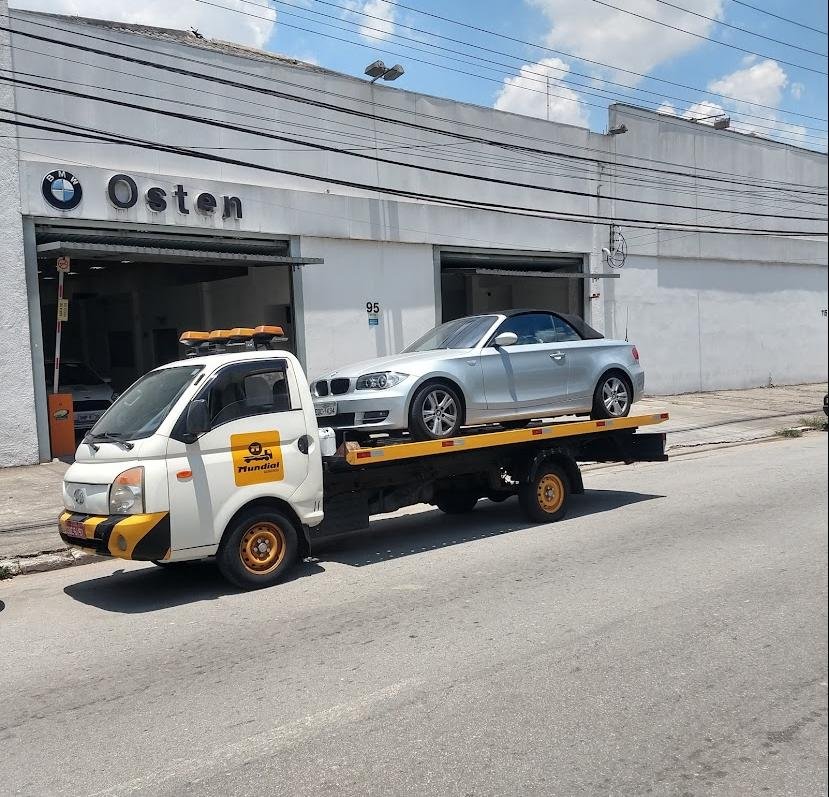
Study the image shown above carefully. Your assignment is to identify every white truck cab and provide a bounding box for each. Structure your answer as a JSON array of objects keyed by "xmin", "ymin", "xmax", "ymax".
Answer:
[
  {"xmin": 60, "ymin": 328, "xmax": 325, "ymax": 587},
  {"xmin": 59, "ymin": 326, "xmax": 669, "ymax": 590}
]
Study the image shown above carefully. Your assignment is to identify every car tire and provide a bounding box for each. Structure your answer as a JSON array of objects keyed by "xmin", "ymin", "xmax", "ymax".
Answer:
[
  {"xmin": 435, "ymin": 492, "xmax": 479, "ymax": 514},
  {"xmin": 590, "ymin": 372, "xmax": 633, "ymax": 420},
  {"xmin": 408, "ymin": 382, "xmax": 464, "ymax": 440},
  {"xmin": 518, "ymin": 463, "xmax": 570, "ymax": 523},
  {"xmin": 216, "ymin": 508, "xmax": 298, "ymax": 590}
]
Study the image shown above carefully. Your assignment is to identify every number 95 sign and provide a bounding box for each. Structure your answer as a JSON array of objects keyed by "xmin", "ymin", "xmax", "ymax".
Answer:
[{"xmin": 366, "ymin": 301, "xmax": 380, "ymax": 327}]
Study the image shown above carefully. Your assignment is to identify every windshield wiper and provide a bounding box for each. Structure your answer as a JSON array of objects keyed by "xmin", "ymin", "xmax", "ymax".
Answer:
[{"xmin": 86, "ymin": 432, "xmax": 135, "ymax": 451}]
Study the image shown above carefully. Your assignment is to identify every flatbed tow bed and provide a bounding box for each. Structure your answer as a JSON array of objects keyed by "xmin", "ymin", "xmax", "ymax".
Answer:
[{"xmin": 315, "ymin": 413, "xmax": 669, "ymax": 539}]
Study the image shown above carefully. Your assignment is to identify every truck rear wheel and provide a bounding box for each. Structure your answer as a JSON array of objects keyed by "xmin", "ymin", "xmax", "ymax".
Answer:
[
  {"xmin": 217, "ymin": 509, "xmax": 298, "ymax": 589},
  {"xmin": 435, "ymin": 492, "xmax": 478, "ymax": 514},
  {"xmin": 519, "ymin": 464, "xmax": 570, "ymax": 523}
]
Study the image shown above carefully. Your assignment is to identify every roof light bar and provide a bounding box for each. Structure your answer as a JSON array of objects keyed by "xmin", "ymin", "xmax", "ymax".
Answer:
[{"xmin": 179, "ymin": 325, "xmax": 288, "ymax": 356}]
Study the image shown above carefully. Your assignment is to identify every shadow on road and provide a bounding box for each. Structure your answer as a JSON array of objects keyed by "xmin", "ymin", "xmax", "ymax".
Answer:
[
  {"xmin": 62, "ymin": 559, "xmax": 325, "ymax": 613},
  {"xmin": 317, "ymin": 488, "xmax": 663, "ymax": 567},
  {"xmin": 62, "ymin": 488, "xmax": 661, "ymax": 613}
]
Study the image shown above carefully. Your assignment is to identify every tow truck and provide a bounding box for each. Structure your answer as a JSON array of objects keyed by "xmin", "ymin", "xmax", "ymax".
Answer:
[{"xmin": 58, "ymin": 326, "xmax": 669, "ymax": 589}]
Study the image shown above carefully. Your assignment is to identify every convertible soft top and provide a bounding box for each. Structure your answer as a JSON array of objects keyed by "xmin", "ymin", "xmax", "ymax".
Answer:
[{"xmin": 493, "ymin": 309, "xmax": 605, "ymax": 340}]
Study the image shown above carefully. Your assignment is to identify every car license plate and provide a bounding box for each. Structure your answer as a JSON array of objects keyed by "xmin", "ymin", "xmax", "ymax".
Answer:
[
  {"xmin": 315, "ymin": 402, "xmax": 337, "ymax": 418},
  {"xmin": 63, "ymin": 519, "xmax": 86, "ymax": 539}
]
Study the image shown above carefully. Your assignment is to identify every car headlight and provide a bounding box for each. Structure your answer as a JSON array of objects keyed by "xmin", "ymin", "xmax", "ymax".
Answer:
[
  {"xmin": 355, "ymin": 372, "xmax": 408, "ymax": 390},
  {"xmin": 109, "ymin": 466, "xmax": 145, "ymax": 515}
]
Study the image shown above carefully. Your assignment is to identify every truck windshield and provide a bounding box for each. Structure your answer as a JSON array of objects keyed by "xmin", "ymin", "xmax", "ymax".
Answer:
[
  {"xmin": 87, "ymin": 364, "xmax": 203, "ymax": 442},
  {"xmin": 404, "ymin": 315, "xmax": 497, "ymax": 352}
]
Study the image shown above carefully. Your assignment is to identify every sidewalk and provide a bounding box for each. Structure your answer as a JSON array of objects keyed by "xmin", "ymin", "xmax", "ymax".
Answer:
[{"xmin": 1, "ymin": 382, "xmax": 825, "ymax": 572}]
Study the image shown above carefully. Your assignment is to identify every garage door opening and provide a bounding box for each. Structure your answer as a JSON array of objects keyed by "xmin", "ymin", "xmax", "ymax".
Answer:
[
  {"xmin": 35, "ymin": 224, "xmax": 320, "ymax": 442},
  {"xmin": 439, "ymin": 248, "xmax": 587, "ymax": 322}
]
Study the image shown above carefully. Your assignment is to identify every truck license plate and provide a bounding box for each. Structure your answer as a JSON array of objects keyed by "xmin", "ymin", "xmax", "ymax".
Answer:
[
  {"xmin": 63, "ymin": 519, "xmax": 86, "ymax": 539},
  {"xmin": 315, "ymin": 402, "xmax": 337, "ymax": 418}
]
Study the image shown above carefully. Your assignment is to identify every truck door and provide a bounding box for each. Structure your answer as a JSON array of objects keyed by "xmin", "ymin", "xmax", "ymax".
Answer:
[
  {"xmin": 165, "ymin": 359, "xmax": 309, "ymax": 555},
  {"xmin": 480, "ymin": 312, "xmax": 570, "ymax": 411}
]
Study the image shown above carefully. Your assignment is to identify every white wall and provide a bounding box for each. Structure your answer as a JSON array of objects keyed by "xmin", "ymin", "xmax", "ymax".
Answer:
[
  {"xmin": 609, "ymin": 255, "xmax": 829, "ymax": 394},
  {"xmin": 298, "ymin": 238, "xmax": 436, "ymax": 379},
  {"xmin": 0, "ymin": 0, "xmax": 39, "ymax": 465}
]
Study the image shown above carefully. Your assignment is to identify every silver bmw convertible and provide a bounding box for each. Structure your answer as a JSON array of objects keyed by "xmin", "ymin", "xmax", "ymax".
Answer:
[{"xmin": 312, "ymin": 310, "xmax": 644, "ymax": 440}]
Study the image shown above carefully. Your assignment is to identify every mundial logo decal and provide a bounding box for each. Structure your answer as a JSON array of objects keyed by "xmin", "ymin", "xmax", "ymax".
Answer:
[{"xmin": 42, "ymin": 170, "xmax": 83, "ymax": 211}]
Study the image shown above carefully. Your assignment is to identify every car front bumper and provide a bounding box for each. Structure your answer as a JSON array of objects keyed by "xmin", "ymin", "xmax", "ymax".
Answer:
[
  {"xmin": 58, "ymin": 510, "xmax": 171, "ymax": 560},
  {"xmin": 313, "ymin": 386, "xmax": 410, "ymax": 431}
]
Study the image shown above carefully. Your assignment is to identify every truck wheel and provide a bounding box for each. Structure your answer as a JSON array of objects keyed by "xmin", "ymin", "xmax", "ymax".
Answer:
[
  {"xmin": 519, "ymin": 464, "xmax": 570, "ymax": 523},
  {"xmin": 409, "ymin": 383, "xmax": 463, "ymax": 440},
  {"xmin": 435, "ymin": 492, "xmax": 478, "ymax": 514},
  {"xmin": 590, "ymin": 372, "xmax": 632, "ymax": 420},
  {"xmin": 217, "ymin": 509, "xmax": 298, "ymax": 589}
]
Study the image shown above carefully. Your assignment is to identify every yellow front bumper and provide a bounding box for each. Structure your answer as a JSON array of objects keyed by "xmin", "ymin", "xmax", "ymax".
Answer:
[{"xmin": 58, "ymin": 511, "xmax": 171, "ymax": 561}]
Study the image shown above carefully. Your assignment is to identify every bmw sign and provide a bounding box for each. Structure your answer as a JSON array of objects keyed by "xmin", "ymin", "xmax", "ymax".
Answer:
[{"xmin": 42, "ymin": 170, "xmax": 83, "ymax": 211}]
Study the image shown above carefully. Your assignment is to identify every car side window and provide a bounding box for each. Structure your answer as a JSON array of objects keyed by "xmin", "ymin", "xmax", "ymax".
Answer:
[
  {"xmin": 207, "ymin": 361, "xmax": 295, "ymax": 427},
  {"xmin": 495, "ymin": 313, "xmax": 558, "ymax": 345},
  {"xmin": 553, "ymin": 316, "xmax": 582, "ymax": 342}
]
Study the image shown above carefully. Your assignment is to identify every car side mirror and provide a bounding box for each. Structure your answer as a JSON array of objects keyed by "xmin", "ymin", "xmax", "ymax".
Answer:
[
  {"xmin": 185, "ymin": 399, "xmax": 211, "ymax": 440},
  {"xmin": 493, "ymin": 332, "xmax": 519, "ymax": 348}
]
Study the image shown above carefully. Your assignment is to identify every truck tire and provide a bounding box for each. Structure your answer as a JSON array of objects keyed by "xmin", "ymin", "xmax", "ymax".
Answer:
[
  {"xmin": 409, "ymin": 382, "xmax": 464, "ymax": 440},
  {"xmin": 519, "ymin": 464, "xmax": 570, "ymax": 523},
  {"xmin": 435, "ymin": 492, "xmax": 478, "ymax": 514},
  {"xmin": 216, "ymin": 508, "xmax": 298, "ymax": 589},
  {"xmin": 590, "ymin": 372, "xmax": 632, "ymax": 420}
]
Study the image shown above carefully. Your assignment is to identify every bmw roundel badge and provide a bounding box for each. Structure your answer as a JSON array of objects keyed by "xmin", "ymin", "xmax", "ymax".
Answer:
[{"xmin": 42, "ymin": 170, "xmax": 83, "ymax": 210}]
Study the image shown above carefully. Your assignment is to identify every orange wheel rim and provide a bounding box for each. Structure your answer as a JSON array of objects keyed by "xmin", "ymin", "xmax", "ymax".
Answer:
[
  {"xmin": 536, "ymin": 474, "xmax": 564, "ymax": 514},
  {"xmin": 239, "ymin": 522, "xmax": 286, "ymax": 575}
]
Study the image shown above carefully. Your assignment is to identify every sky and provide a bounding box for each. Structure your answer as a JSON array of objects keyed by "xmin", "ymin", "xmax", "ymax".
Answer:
[{"xmin": 8, "ymin": 0, "xmax": 829, "ymax": 151}]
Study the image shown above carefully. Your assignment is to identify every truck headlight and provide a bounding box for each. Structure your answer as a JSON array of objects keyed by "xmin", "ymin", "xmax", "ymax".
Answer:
[
  {"xmin": 109, "ymin": 467, "xmax": 145, "ymax": 515},
  {"xmin": 355, "ymin": 372, "xmax": 407, "ymax": 390}
]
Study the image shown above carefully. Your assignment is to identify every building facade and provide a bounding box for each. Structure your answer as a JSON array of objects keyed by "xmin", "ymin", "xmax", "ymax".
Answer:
[{"xmin": 0, "ymin": 5, "xmax": 826, "ymax": 466}]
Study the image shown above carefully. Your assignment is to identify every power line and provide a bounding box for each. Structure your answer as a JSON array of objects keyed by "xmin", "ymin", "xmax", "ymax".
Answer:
[
  {"xmin": 652, "ymin": 0, "xmax": 826, "ymax": 57},
  {"xmin": 220, "ymin": 0, "xmax": 829, "ymax": 138},
  {"xmin": 591, "ymin": 0, "xmax": 828, "ymax": 75},
  {"xmin": 1, "ymin": 109, "xmax": 823, "ymax": 236},
  {"xmin": 331, "ymin": 0, "xmax": 827, "ymax": 122},
  {"xmin": 5, "ymin": 15, "xmax": 827, "ymax": 191},
  {"xmin": 729, "ymin": 0, "xmax": 828, "ymax": 37},
  {"xmin": 7, "ymin": 59, "xmax": 819, "ymax": 214},
  {"xmin": 6, "ymin": 72, "xmax": 824, "ymax": 222}
]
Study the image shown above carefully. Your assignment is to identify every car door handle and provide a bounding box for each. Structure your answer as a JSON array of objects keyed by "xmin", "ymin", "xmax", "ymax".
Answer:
[{"xmin": 550, "ymin": 352, "xmax": 566, "ymax": 360}]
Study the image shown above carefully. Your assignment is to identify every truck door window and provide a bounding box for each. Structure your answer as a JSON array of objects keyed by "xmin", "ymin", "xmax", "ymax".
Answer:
[{"xmin": 208, "ymin": 361, "xmax": 295, "ymax": 428}]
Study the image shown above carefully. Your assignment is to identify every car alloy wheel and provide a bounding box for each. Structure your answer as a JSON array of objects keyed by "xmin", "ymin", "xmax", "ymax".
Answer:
[
  {"xmin": 421, "ymin": 388, "xmax": 459, "ymax": 437},
  {"xmin": 601, "ymin": 376, "xmax": 630, "ymax": 417}
]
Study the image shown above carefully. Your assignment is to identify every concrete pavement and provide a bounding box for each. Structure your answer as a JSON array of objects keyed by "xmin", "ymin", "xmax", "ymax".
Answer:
[
  {"xmin": 0, "ymin": 381, "xmax": 825, "ymax": 569},
  {"xmin": 1, "ymin": 435, "xmax": 826, "ymax": 796}
]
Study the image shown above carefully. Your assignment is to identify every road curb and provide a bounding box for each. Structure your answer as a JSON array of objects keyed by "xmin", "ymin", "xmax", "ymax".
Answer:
[{"xmin": 0, "ymin": 547, "xmax": 102, "ymax": 579}]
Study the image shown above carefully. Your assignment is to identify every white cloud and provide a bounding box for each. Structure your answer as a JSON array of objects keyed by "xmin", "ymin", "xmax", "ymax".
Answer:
[
  {"xmin": 790, "ymin": 82, "xmax": 805, "ymax": 100},
  {"xmin": 708, "ymin": 59, "xmax": 787, "ymax": 107},
  {"xmin": 8, "ymin": 0, "xmax": 277, "ymax": 48},
  {"xmin": 682, "ymin": 99, "xmax": 726, "ymax": 123},
  {"xmin": 493, "ymin": 58, "xmax": 589, "ymax": 127},
  {"xmin": 656, "ymin": 101, "xmax": 676, "ymax": 116},
  {"xmin": 343, "ymin": 0, "xmax": 396, "ymax": 41},
  {"xmin": 529, "ymin": 0, "xmax": 724, "ymax": 85}
]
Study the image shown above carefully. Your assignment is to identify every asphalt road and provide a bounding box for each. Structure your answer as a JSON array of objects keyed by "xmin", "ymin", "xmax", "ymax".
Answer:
[{"xmin": 1, "ymin": 435, "xmax": 827, "ymax": 797}]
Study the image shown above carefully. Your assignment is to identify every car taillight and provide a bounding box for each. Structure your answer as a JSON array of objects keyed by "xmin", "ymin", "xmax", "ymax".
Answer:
[{"xmin": 631, "ymin": 345, "xmax": 640, "ymax": 362}]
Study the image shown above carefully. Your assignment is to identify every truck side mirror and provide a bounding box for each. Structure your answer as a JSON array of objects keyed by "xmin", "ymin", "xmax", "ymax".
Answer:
[
  {"xmin": 185, "ymin": 399, "xmax": 211, "ymax": 439},
  {"xmin": 493, "ymin": 331, "xmax": 518, "ymax": 348}
]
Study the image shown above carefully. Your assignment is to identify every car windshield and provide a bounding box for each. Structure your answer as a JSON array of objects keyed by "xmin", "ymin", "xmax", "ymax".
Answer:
[
  {"xmin": 87, "ymin": 365, "xmax": 203, "ymax": 442},
  {"xmin": 404, "ymin": 316, "xmax": 497, "ymax": 352},
  {"xmin": 45, "ymin": 363, "xmax": 103, "ymax": 387}
]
